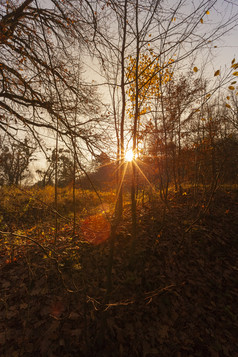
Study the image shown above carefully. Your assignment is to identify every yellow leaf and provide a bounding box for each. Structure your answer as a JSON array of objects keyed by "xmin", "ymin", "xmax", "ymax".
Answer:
[
  {"xmin": 233, "ymin": 72, "xmax": 238, "ymax": 76},
  {"xmin": 206, "ymin": 10, "xmax": 210, "ymax": 15},
  {"xmin": 200, "ymin": 18, "xmax": 203, "ymax": 24},
  {"xmin": 225, "ymin": 103, "xmax": 231, "ymax": 108},
  {"xmin": 193, "ymin": 67, "xmax": 198, "ymax": 72},
  {"xmin": 228, "ymin": 86, "xmax": 235, "ymax": 90},
  {"xmin": 214, "ymin": 70, "xmax": 220, "ymax": 76},
  {"xmin": 231, "ymin": 58, "xmax": 236, "ymax": 64},
  {"xmin": 206, "ymin": 93, "xmax": 211, "ymax": 98},
  {"xmin": 231, "ymin": 63, "xmax": 238, "ymax": 69},
  {"xmin": 227, "ymin": 96, "xmax": 230, "ymax": 100},
  {"xmin": 231, "ymin": 81, "xmax": 237, "ymax": 84}
]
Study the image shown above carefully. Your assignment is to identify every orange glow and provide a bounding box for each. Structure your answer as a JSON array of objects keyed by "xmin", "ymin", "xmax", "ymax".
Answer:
[{"xmin": 81, "ymin": 214, "xmax": 110, "ymax": 245}]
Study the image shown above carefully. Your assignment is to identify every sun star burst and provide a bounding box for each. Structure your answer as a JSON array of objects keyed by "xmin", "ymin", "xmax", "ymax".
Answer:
[{"xmin": 125, "ymin": 149, "xmax": 134, "ymax": 162}]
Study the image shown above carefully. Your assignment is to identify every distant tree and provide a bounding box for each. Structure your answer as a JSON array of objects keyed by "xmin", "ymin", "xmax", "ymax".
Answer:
[
  {"xmin": 217, "ymin": 135, "xmax": 238, "ymax": 183},
  {"xmin": 223, "ymin": 90, "xmax": 238, "ymax": 131},
  {"xmin": 91, "ymin": 152, "xmax": 115, "ymax": 190},
  {"xmin": 36, "ymin": 148, "xmax": 75, "ymax": 188},
  {"xmin": 0, "ymin": 136, "xmax": 35, "ymax": 185}
]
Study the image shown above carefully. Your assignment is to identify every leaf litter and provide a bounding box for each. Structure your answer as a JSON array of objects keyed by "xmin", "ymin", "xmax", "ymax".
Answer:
[{"xmin": 0, "ymin": 189, "xmax": 238, "ymax": 356}]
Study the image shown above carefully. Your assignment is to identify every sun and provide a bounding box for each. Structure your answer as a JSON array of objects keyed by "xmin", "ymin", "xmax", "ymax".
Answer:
[{"xmin": 125, "ymin": 149, "xmax": 134, "ymax": 162}]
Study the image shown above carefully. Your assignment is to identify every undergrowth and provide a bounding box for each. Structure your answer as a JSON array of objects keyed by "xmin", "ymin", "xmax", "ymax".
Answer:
[{"xmin": 0, "ymin": 186, "xmax": 238, "ymax": 356}]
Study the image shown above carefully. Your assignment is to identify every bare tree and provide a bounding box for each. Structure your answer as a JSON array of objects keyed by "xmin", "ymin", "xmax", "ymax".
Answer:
[
  {"xmin": 0, "ymin": 0, "xmax": 104, "ymax": 148},
  {"xmin": 0, "ymin": 135, "xmax": 35, "ymax": 185}
]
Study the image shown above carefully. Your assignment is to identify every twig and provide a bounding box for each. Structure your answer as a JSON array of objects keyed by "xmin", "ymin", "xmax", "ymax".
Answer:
[
  {"xmin": 0, "ymin": 230, "xmax": 76, "ymax": 293},
  {"xmin": 87, "ymin": 283, "xmax": 178, "ymax": 311},
  {"xmin": 0, "ymin": 230, "xmax": 49, "ymax": 255}
]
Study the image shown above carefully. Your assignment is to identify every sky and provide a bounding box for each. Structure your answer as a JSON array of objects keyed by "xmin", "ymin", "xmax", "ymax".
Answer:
[
  {"xmin": 82, "ymin": 0, "xmax": 238, "ymax": 86},
  {"xmin": 20, "ymin": 0, "xmax": 238, "ymax": 179}
]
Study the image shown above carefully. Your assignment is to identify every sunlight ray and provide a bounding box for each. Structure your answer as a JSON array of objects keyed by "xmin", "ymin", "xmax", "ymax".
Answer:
[
  {"xmin": 113, "ymin": 159, "xmax": 126, "ymax": 175},
  {"xmin": 97, "ymin": 157, "xmax": 120, "ymax": 170},
  {"xmin": 114, "ymin": 162, "xmax": 128, "ymax": 206},
  {"xmin": 133, "ymin": 160, "xmax": 156, "ymax": 192}
]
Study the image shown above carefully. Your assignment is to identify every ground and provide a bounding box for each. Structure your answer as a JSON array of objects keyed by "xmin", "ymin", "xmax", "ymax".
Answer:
[{"xmin": 0, "ymin": 187, "xmax": 238, "ymax": 356}]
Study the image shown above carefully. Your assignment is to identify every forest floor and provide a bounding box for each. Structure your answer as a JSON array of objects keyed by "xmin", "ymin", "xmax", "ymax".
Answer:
[{"xmin": 0, "ymin": 187, "xmax": 238, "ymax": 356}]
